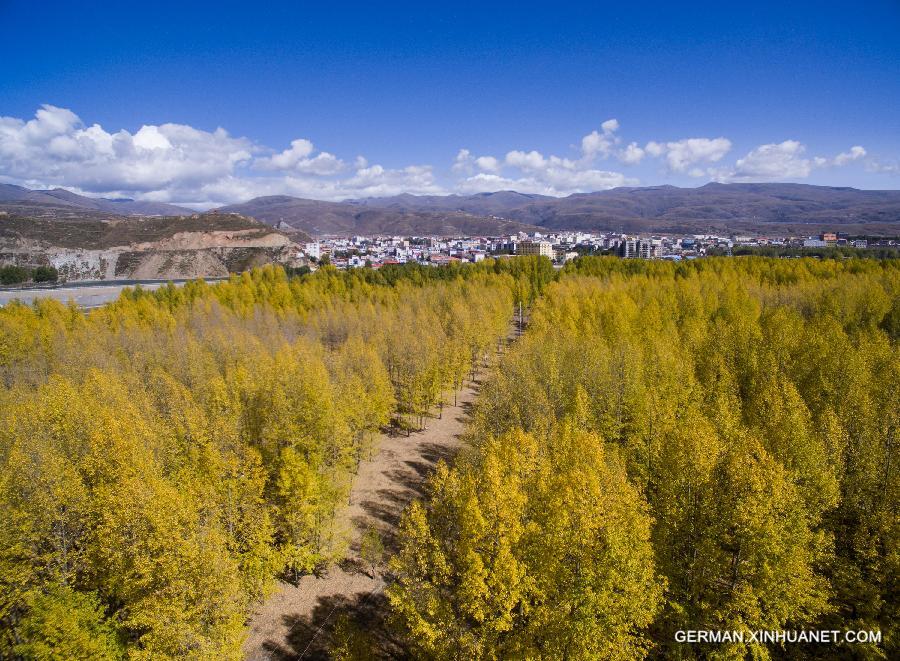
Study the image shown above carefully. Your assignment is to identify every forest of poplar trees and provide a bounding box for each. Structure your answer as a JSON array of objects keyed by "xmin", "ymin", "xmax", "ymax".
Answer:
[
  {"xmin": 387, "ymin": 257, "xmax": 898, "ymax": 660},
  {"xmin": 0, "ymin": 255, "xmax": 896, "ymax": 659},
  {"xmin": 0, "ymin": 260, "xmax": 541, "ymax": 659}
]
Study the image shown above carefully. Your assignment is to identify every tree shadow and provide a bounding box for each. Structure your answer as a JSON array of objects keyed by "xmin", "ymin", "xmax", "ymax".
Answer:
[
  {"xmin": 399, "ymin": 460, "xmax": 433, "ymax": 480},
  {"xmin": 418, "ymin": 441, "xmax": 456, "ymax": 464},
  {"xmin": 358, "ymin": 499, "xmax": 403, "ymax": 529},
  {"xmin": 352, "ymin": 444, "xmax": 455, "ymax": 552},
  {"xmin": 376, "ymin": 484, "xmax": 418, "ymax": 506},
  {"xmin": 261, "ymin": 591, "xmax": 410, "ymax": 660}
]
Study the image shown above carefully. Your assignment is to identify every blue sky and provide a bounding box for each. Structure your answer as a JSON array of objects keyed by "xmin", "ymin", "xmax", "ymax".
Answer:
[{"xmin": 1, "ymin": 0, "xmax": 898, "ymax": 206}]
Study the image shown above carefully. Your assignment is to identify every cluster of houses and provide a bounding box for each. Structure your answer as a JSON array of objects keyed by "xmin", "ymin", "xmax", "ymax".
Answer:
[{"xmin": 294, "ymin": 230, "xmax": 893, "ymax": 269}]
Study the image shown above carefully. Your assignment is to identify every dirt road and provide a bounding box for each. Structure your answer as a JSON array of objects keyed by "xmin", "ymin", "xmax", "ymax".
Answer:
[{"xmin": 243, "ymin": 382, "xmax": 481, "ymax": 660}]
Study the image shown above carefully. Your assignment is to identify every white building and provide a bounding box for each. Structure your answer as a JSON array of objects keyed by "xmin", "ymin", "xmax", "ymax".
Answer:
[{"xmin": 304, "ymin": 242, "xmax": 321, "ymax": 259}]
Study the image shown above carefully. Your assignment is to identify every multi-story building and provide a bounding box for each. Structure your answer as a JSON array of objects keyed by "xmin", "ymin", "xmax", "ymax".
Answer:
[
  {"xmin": 619, "ymin": 239, "xmax": 638, "ymax": 258},
  {"xmin": 619, "ymin": 238, "xmax": 658, "ymax": 259},
  {"xmin": 517, "ymin": 240, "xmax": 555, "ymax": 259},
  {"xmin": 304, "ymin": 242, "xmax": 321, "ymax": 260},
  {"xmin": 638, "ymin": 241, "xmax": 658, "ymax": 259}
]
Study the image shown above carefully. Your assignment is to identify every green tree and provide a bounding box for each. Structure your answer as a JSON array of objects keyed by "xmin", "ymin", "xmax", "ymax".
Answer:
[
  {"xmin": 0, "ymin": 265, "xmax": 29, "ymax": 285},
  {"xmin": 11, "ymin": 585, "xmax": 122, "ymax": 660},
  {"xmin": 32, "ymin": 266, "xmax": 59, "ymax": 283},
  {"xmin": 359, "ymin": 526, "xmax": 384, "ymax": 578}
]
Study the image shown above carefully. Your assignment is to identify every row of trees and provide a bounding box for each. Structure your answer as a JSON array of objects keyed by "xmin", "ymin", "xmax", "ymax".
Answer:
[
  {"xmin": 718, "ymin": 245, "xmax": 899, "ymax": 260},
  {"xmin": 388, "ymin": 256, "xmax": 899, "ymax": 659},
  {"xmin": 0, "ymin": 265, "xmax": 58, "ymax": 285},
  {"xmin": 0, "ymin": 262, "xmax": 527, "ymax": 659}
]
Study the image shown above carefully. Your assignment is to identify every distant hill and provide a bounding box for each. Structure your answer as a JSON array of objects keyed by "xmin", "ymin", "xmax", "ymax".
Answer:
[
  {"xmin": 0, "ymin": 183, "xmax": 193, "ymax": 218},
  {"xmin": 349, "ymin": 184, "xmax": 900, "ymax": 236},
  {"xmin": 0, "ymin": 211, "xmax": 300, "ymax": 250},
  {"xmin": 348, "ymin": 190, "xmax": 554, "ymax": 215},
  {"xmin": 0, "ymin": 211, "xmax": 308, "ymax": 281},
  {"xmin": 218, "ymin": 184, "xmax": 900, "ymax": 237},
  {"xmin": 219, "ymin": 195, "xmax": 540, "ymax": 237},
  {"xmin": 4, "ymin": 182, "xmax": 899, "ymax": 237},
  {"xmin": 0, "ymin": 185, "xmax": 310, "ymax": 281}
]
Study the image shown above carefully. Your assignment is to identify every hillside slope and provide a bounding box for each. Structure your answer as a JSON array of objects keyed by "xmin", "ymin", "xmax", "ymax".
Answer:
[
  {"xmin": 0, "ymin": 183, "xmax": 193, "ymax": 218},
  {"xmin": 352, "ymin": 184, "xmax": 900, "ymax": 235},
  {"xmin": 219, "ymin": 195, "xmax": 540, "ymax": 237},
  {"xmin": 5, "ymin": 182, "xmax": 898, "ymax": 238},
  {"xmin": 0, "ymin": 212, "xmax": 306, "ymax": 281}
]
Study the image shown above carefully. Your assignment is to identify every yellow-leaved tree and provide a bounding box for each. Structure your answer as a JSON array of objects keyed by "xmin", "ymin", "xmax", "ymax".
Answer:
[{"xmin": 388, "ymin": 423, "xmax": 663, "ymax": 659}]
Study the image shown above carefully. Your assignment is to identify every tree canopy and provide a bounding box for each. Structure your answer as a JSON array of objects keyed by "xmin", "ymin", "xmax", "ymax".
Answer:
[
  {"xmin": 0, "ymin": 261, "xmax": 522, "ymax": 658},
  {"xmin": 390, "ymin": 256, "xmax": 898, "ymax": 659}
]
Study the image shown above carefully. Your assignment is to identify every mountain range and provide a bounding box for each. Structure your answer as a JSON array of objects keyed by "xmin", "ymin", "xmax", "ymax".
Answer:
[
  {"xmin": 2, "ymin": 182, "xmax": 900, "ymax": 237},
  {"xmin": 221, "ymin": 183, "xmax": 900, "ymax": 237},
  {"xmin": 217, "ymin": 195, "xmax": 539, "ymax": 237},
  {"xmin": 0, "ymin": 185, "xmax": 308, "ymax": 281},
  {"xmin": 0, "ymin": 183, "xmax": 193, "ymax": 219}
]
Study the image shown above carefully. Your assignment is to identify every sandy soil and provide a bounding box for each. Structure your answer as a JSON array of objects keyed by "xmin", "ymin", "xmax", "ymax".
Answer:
[
  {"xmin": 128, "ymin": 249, "xmax": 230, "ymax": 280},
  {"xmin": 242, "ymin": 383, "xmax": 481, "ymax": 660},
  {"xmin": 132, "ymin": 229, "xmax": 293, "ymax": 251}
]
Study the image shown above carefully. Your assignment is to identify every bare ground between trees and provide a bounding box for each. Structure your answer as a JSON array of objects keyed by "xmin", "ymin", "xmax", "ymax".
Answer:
[{"xmin": 242, "ymin": 381, "xmax": 482, "ymax": 660}]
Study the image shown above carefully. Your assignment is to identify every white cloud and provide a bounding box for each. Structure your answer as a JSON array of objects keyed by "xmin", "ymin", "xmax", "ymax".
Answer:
[
  {"xmin": 644, "ymin": 141, "xmax": 665, "ymax": 157},
  {"xmin": 490, "ymin": 135, "xmax": 635, "ymax": 195},
  {"xmin": 0, "ymin": 105, "xmax": 445, "ymax": 206},
  {"xmin": 451, "ymin": 148, "xmax": 471, "ymax": 172},
  {"xmin": 0, "ymin": 105, "xmax": 881, "ymax": 207},
  {"xmin": 866, "ymin": 159, "xmax": 899, "ymax": 175},
  {"xmin": 453, "ymin": 149, "xmax": 501, "ymax": 174},
  {"xmin": 456, "ymin": 173, "xmax": 519, "ymax": 193},
  {"xmin": 713, "ymin": 141, "xmax": 868, "ymax": 182},
  {"xmin": 601, "ymin": 118, "xmax": 619, "ymax": 133},
  {"xmin": 0, "ymin": 105, "xmax": 254, "ymax": 200},
  {"xmin": 293, "ymin": 152, "xmax": 343, "ymax": 175},
  {"xmin": 457, "ymin": 168, "xmax": 636, "ymax": 197},
  {"xmin": 187, "ymin": 163, "xmax": 446, "ymax": 207},
  {"xmin": 539, "ymin": 167, "xmax": 636, "ymax": 192},
  {"xmin": 340, "ymin": 163, "xmax": 444, "ymax": 198},
  {"xmin": 580, "ymin": 118, "xmax": 621, "ymax": 160},
  {"xmin": 654, "ymin": 137, "xmax": 732, "ymax": 172},
  {"xmin": 132, "ymin": 125, "xmax": 173, "ymax": 151},
  {"xmin": 460, "ymin": 155, "xmax": 636, "ymax": 196},
  {"xmin": 618, "ymin": 142, "xmax": 645, "ymax": 165},
  {"xmin": 724, "ymin": 140, "xmax": 812, "ymax": 180},
  {"xmin": 255, "ymin": 138, "xmax": 344, "ymax": 175},
  {"xmin": 505, "ymin": 149, "xmax": 547, "ymax": 171},
  {"xmin": 831, "ymin": 145, "xmax": 866, "ymax": 166},
  {"xmin": 474, "ymin": 155, "xmax": 500, "ymax": 172},
  {"xmin": 258, "ymin": 138, "xmax": 312, "ymax": 167}
]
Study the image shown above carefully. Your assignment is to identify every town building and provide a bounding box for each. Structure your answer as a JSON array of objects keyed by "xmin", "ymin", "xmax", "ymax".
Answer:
[
  {"xmin": 517, "ymin": 240, "xmax": 555, "ymax": 259},
  {"xmin": 619, "ymin": 238, "xmax": 658, "ymax": 259},
  {"xmin": 304, "ymin": 242, "xmax": 321, "ymax": 260}
]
